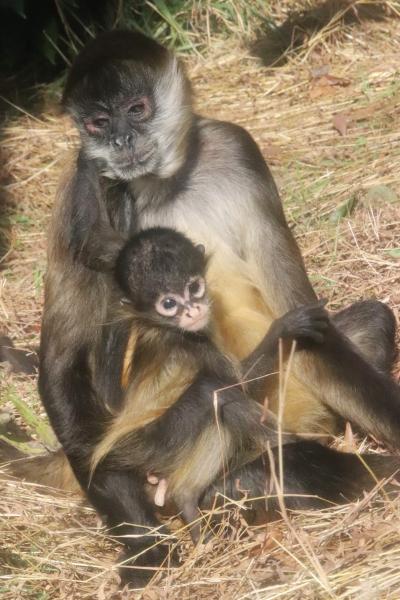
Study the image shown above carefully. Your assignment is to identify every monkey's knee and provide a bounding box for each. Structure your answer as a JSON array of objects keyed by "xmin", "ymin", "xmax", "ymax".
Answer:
[{"xmin": 333, "ymin": 300, "xmax": 397, "ymax": 373}]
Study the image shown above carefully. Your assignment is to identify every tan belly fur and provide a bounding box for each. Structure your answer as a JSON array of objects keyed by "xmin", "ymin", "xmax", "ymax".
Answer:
[{"xmin": 206, "ymin": 253, "xmax": 336, "ymax": 435}]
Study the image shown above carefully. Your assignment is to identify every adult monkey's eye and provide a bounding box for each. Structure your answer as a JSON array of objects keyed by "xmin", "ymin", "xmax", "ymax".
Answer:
[
  {"xmin": 85, "ymin": 116, "xmax": 110, "ymax": 133},
  {"xmin": 93, "ymin": 117, "xmax": 109, "ymax": 128},
  {"xmin": 127, "ymin": 98, "xmax": 151, "ymax": 120},
  {"xmin": 129, "ymin": 102, "xmax": 145, "ymax": 115}
]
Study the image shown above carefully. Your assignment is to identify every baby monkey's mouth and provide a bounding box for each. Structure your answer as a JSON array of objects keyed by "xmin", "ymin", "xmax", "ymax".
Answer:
[{"xmin": 182, "ymin": 311, "xmax": 210, "ymax": 332}]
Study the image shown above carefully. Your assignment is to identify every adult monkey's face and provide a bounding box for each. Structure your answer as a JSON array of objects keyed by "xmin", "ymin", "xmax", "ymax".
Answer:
[{"xmin": 63, "ymin": 30, "xmax": 193, "ymax": 180}]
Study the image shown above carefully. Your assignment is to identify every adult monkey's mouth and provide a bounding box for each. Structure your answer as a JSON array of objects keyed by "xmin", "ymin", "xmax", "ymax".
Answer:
[{"xmin": 115, "ymin": 149, "xmax": 154, "ymax": 169}]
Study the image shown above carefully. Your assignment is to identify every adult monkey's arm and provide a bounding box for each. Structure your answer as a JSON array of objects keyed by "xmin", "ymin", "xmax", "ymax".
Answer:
[
  {"xmin": 240, "ymin": 129, "xmax": 400, "ymax": 446},
  {"xmin": 62, "ymin": 152, "xmax": 125, "ymax": 271},
  {"xmin": 39, "ymin": 164, "xmax": 172, "ymax": 586},
  {"xmin": 37, "ymin": 22, "xmax": 203, "ymax": 585},
  {"xmin": 235, "ymin": 123, "xmax": 317, "ymax": 314}
]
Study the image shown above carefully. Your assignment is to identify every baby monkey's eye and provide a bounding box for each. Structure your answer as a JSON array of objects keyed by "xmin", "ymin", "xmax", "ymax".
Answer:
[
  {"xmin": 156, "ymin": 296, "xmax": 179, "ymax": 317},
  {"xmin": 188, "ymin": 278, "xmax": 205, "ymax": 298},
  {"xmin": 163, "ymin": 298, "xmax": 177, "ymax": 310}
]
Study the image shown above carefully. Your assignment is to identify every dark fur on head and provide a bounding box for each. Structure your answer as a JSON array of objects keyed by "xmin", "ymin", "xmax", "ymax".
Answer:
[
  {"xmin": 62, "ymin": 30, "xmax": 192, "ymax": 180},
  {"xmin": 62, "ymin": 30, "xmax": 169, "ymax": 106},
  {"xmin": 115, "ymin": 227, "xmax": 207, "ymax": 312}
]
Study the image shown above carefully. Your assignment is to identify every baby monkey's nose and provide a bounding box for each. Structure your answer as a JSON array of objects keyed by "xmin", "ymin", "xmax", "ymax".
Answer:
[{"xmin": 185, "ymin": 303, "xmax": 201, "ymax": 318}]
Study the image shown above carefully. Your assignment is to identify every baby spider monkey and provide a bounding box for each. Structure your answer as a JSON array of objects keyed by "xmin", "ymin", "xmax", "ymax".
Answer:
[{"xmin": 92, "ymin": 227, "xmax": 329, "ymax": 543}]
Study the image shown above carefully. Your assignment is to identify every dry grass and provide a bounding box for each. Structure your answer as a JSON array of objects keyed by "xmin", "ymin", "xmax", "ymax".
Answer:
[{"xmin": 1, "ymin": 7, "xmax": 400, "ymax": 599}]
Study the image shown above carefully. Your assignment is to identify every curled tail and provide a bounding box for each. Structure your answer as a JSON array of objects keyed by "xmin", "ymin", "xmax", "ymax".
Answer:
[{"xmin": 0, "ymin": 440, "xmax": 81, "ymax": 493}]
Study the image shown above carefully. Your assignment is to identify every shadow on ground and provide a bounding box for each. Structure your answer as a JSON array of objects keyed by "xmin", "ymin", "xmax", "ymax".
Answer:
[
  {"xmin": 252, "ymin": 0, "xmax": 391, "ymax": 66},
  {"xmin": 0, "ymin": 142, "xmax": 13, "ymax": 271}
]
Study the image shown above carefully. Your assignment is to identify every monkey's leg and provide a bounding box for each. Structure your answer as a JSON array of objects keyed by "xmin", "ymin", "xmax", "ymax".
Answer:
[
  {"xmin": 296, "ymin": 312, "xmax": 400, "ymax": 448},
  {"xmin": 100, "ymin": 376, "xmax": 236, "ymax": 472},
  {"xmin": 332, "ymin": 300, "xmax": 397, "ymax": 374},
  {"xmin": 240, "ymin": 303, "xmax": 328, "ymax": 402},
  {"xmin": 236, "ymin": 299, "xmax": 400, "ymax": 446},
  {"xmin": 39, "ymin": 354, "xmax": 173, "ymax": 588},
  {"xmin": 267, "ymin": 441, "xmax": 400, "ymax": 508},
  {"xmin": 180, "ymin": 500, "xmax": 203, "ymax": 544},
  {"xmin": 200, "ymin": 440, "xmax": 400, "ymax": 514},
  {"xmin": 88, "ymin": 468, "xmax": 176, "ymax": 588},
  {"xmin": 247, "ymin": 213, "xmax": 399, "ymax": 439},
  {"xmin": 251, "ymin": 239, "xmax": 400, "ymax": 443}
]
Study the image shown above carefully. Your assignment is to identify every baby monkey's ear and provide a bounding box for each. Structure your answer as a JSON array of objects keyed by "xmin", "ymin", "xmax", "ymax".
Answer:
[{"xmin": 196, "ymin": 243, "xmax": 210, "ymax": 268}]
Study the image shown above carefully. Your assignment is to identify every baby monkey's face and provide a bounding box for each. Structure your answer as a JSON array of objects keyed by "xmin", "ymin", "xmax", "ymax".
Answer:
[
  {"xmin": 116, "ymin": 228, "xmax": 210, "ymax": 331},
  {"xmin": 154, "ymin": 275, "xmax": 209, "ymax": 332}
]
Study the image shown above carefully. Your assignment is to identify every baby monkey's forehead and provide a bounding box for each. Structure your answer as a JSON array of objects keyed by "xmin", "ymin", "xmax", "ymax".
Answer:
[{"xmin": 153, "ymin": 270, "xmax": 205, "ymax": 295}]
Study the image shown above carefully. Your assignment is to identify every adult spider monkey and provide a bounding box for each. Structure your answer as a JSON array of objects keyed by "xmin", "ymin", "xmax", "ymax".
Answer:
[{"xmin": 3, "ymin": 30, "xmax": 400, "ymax": 586}]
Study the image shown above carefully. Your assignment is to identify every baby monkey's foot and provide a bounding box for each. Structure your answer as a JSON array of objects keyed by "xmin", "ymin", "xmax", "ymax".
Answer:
[{"xmin": 147, "ymin": 473, "xmax": 168, "ymax": 507}]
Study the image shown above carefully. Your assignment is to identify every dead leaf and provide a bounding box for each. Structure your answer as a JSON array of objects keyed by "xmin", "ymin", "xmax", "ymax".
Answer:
[
  {"xmin": 309, "ymin": 84, "xmax": 334, "ymax": 99},
  {"xmin": 351, "ymin": 104, "xmax": 378, "ymax": 121},
  {"xmin": 333, "ymin": 111, "xmax": 350, "ymax": 136},
  {"xmin": 390, "ymin": 292, "xmax": 400, "ymax": 304},
  {"xmin": 324, "ymin": 74, "xmax": 351, "ymax": 87},
  {"xmin": 309, "ymin": 74, "xmax": 351, "ymax": 99}
]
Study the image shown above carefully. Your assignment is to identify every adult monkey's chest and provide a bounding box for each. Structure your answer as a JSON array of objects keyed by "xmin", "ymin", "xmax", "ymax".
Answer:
[
  {"xmin": 129, "ymin": 179, "xmax": 322, "ymax": 434},
  {"xmin": 135, "ymin": 194, "xmax": 274, "ymax": 360}
]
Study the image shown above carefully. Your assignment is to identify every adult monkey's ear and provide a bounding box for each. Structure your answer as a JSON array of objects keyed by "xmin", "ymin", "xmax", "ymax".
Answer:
[{"xmin": 196, "ymin": 243, "xmax": 206, "ymax": 255}]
